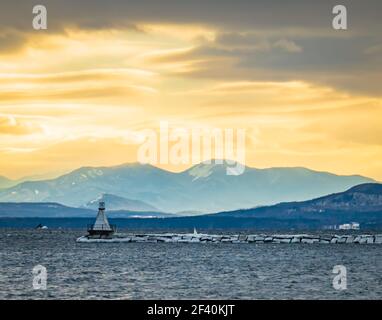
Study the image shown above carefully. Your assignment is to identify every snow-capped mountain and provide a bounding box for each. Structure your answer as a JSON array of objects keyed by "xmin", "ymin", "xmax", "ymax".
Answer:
[{"xmin": 0, "ymin": 162, "xmax": 375, "ymax": 213}]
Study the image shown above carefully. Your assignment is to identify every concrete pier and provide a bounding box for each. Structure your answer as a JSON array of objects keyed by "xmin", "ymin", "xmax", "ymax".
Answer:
[{"xmin": 76, "ymin": 233, "xmax": 382, "ymax": 244}]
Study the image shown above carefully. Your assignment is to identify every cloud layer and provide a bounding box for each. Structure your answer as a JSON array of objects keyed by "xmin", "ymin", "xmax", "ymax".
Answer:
[{"xmin": 0, "ymin": 1, "xmax": 381, "ymax": 179}]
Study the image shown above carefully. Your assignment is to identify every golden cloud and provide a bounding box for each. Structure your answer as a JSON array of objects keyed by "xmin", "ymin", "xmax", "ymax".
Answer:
[
  {"xmin": 0, "ymin": 115, "xmax": 42, "ymax": 135},
  {"xmin": 0, "ymin": 24, "xmax": 381, "ymax": 181}
]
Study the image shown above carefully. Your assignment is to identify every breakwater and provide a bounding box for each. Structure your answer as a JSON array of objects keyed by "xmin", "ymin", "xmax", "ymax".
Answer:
[{"xmin": 76, "ymin": 233, "xmax": 382, "ymax": 244}]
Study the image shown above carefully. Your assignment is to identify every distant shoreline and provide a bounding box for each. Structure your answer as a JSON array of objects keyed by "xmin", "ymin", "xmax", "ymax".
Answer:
[{"xmin": 1, "ymin": 217, "xmax": 382, "ymax": 231}]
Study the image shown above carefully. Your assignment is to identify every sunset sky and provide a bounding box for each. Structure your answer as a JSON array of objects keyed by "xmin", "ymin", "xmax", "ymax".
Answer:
[{"xmin": 0, "ymin": 0, "xmax": 381, "ymax": 180}]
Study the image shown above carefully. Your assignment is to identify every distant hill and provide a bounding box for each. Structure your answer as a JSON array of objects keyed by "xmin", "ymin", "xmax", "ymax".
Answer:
[
  {"xmin": 83, "ymin": 193, "xmax": 159, "ymax": 212},
  {"xmin": 0, "ymin": 202, "xmax": 94, "ymax": 218},
  {"xmin": 0, "ymin": 202, "xmax": 172, "ymax": 218},
  {"xmin": 213, "ymin": 183, "xmax": 382, "ymax": 219},
  {"xmin": 0, "ymin": 162, "xmax": 375, "ymax": 213},
  {"xmin": 0, "ymin": 173, "xmax": 62, "ymax": 189},
  {"xmin": 0, "ymin": 176, "xmax": 15, "ymax": 189}
]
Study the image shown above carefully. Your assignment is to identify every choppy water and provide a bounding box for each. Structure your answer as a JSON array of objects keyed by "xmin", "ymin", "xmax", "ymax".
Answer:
[{"xmin": 0, "ymin": 229, "xmax": 381, "ymax": 299}]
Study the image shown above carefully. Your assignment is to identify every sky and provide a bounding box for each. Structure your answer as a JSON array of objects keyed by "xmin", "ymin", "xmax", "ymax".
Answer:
[{"xmin": 0, "ymin": 0, "xmax": 381, "ymax": 180}]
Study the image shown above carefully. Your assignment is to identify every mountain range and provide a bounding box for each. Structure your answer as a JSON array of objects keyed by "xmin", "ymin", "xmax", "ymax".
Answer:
[
  {"xmin": 214, "ymin": 183, "xmax": 382, "ymax": 218},
  {"xmin": 0, "ymin": 162, "xmax": 375, "ymax": 213},
  {"xmin": 0, "ymin": 172, "xmax": 62, "ymax": 189},
  {"xmin": 83, "ymin": 193, "xmax": 159, "ymax": 212},
  {"xmin": 0, "ymin": 176, "xmax": 14, "ymax": 189},
  {"xmin": 0, "ymin": 183, "xmax": 381, "ymax": 229},
  {"xmin": 0, "ymin": 202, "xmax": 171, "ymax": 218}
]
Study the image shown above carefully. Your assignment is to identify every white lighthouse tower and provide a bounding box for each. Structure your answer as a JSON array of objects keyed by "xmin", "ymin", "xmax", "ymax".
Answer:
[{"xmin": 87, "ymin": 201, "xmax": 115, "ymax": 237}]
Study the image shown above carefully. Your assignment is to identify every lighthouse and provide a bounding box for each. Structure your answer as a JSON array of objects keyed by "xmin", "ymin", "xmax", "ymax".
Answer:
[{"xmin": 87, "ymin": 201, "xmax": 115, "ymax": 238}]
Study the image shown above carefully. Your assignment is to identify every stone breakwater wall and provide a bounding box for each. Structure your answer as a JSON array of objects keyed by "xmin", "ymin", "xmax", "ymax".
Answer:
[{"xmin": 77, "ymin": 233, "xmax": 382, "ymax": 244}]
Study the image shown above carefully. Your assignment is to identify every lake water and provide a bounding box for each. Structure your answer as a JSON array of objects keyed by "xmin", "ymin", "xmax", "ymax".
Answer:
[{"xmin": 0, "ymin": 229, "xmax": 381, "ymax": 299}]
